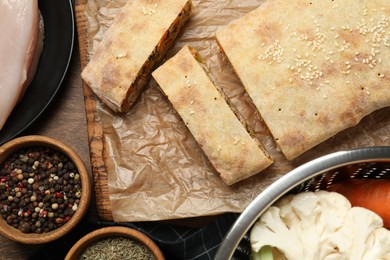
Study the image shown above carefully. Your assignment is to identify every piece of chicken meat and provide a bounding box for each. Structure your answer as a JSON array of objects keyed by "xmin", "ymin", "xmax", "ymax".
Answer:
[{"xmin": 0, "ymin": 0, "xmax": 44, "ymax": 130}]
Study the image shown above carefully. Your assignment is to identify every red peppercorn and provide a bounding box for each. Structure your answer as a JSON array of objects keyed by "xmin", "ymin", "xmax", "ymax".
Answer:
[
  {"xmin": 55, "ymin": 192, "xmax": 62, "ymax": 198},
  {"xmin": 55, "ymin": 218, "xmax": 63, "ymax": 224}
]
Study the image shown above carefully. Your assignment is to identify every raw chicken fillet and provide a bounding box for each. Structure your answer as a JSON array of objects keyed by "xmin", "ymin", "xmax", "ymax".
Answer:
[{"xmin": 0, "ymin": 0, "xmax": 43, "ymax": 130}]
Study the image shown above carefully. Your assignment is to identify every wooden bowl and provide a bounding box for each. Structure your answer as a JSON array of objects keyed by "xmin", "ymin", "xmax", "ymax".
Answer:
[
  {"xmin": 65, "ymin": 226, "xmax": 165, "ymax": 260},
  {"xmin": 0, "ymin": 135, "xmax": 91, "ymax": 244}
]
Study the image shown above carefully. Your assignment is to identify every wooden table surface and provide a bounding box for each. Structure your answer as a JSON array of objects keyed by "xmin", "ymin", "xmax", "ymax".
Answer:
[{"xmin": 0, "ymin": 42, "xmax": 93, "ymax": 259}]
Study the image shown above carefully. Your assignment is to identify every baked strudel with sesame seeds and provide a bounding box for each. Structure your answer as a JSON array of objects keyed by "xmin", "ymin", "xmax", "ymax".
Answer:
[
  {"xmin": 216, "ymin": 0, "xmax": 390, "ymax": 160},
  {"xmin": 81, "ymin": 0, "xmax": 192, "ymax": 112},
  {"xmin": 152, "ymin": 45, "xmax": 273, "ymax": 185}
]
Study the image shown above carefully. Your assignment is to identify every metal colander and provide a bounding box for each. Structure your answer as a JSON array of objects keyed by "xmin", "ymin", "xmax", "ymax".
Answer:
[{"xmin": 215, "ymin": 146, "xmax": 390, "ymax": 260}]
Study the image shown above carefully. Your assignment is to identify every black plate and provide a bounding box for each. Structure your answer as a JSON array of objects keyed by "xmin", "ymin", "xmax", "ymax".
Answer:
[{"xmin": 0, "ymin": 0, "xmax": 74, "ymax": 145}]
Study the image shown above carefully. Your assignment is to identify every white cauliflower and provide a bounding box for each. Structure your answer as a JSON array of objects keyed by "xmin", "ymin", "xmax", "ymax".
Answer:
[
  {"xmin": 250, "ymin": 206, "xmax": 305, "ymax": 259},
  {"xmin": 250, "ymin": 191, "xmax": 390, "ymax": 260}
]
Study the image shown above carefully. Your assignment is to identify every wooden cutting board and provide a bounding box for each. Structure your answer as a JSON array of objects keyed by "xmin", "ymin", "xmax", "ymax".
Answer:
[{"xmin": 74, "ymin": 0, "xmax": 113, "ymax": 221}]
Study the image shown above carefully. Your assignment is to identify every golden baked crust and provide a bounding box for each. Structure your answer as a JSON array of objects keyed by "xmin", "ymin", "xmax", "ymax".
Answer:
[
  {"xmin": 152, "ymin": 45, "xmax": 273, "ymax": 185},
  {"xmin": 81, "ymin": 0, "xmax": 192, "ymax": 112},
  {"xmin": 216, "ymin": 0, "xmax": 390, "ymax": 160}
]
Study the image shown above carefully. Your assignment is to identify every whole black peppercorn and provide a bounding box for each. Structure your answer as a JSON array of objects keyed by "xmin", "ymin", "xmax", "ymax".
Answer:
[
  {"xmin": 21, "ymin": 180, "xmax": 28, "ymax": 187},
  {"xmin": 30, "ymin": 225, "xmax": 37, "ymax": 233},
  {"xmin": 54, "ymin": 184, "xmax": 61, "ymax": 191},
  {"xmin": 19, "ymin": 222, "xmax": 31, "ymax": 233}
]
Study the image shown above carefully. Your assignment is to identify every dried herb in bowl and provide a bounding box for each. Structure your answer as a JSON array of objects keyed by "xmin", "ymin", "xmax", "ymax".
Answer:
[
  {"xmin": 0, "ymin": 146, "xmax": 82, "ymax": 233},
  {"xmin": 66, "ymin": 226, "xmax": 164, "ymax": 260},
  {"xmin": 78, "ymin": 236, "xmax": 156, "ymax": 260}
]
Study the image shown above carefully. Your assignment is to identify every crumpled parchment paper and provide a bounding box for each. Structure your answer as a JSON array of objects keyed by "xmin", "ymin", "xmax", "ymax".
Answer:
[{"xmin": 83, "ymin": 0, "xmax": 390, "ymax": 222}]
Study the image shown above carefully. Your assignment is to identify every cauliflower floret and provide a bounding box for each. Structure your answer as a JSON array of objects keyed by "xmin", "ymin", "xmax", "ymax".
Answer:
[
  {"xmin": 364, "ymin": 227, "xmax": 390, "ymax": 259},
  {"xmin": 250, "ymin": 206, "xmax": 305, "ymax": 259},
  {"xmin": 250, "ymin": 191, "xmax": 390, "ymax": 260},
  {"xmin": 276, "ymin": 191, "xmax": 353, "ymax": 259},
  {"xmin": 348, "ymin": 207, "xmax": 385, "ymax": 259}
]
